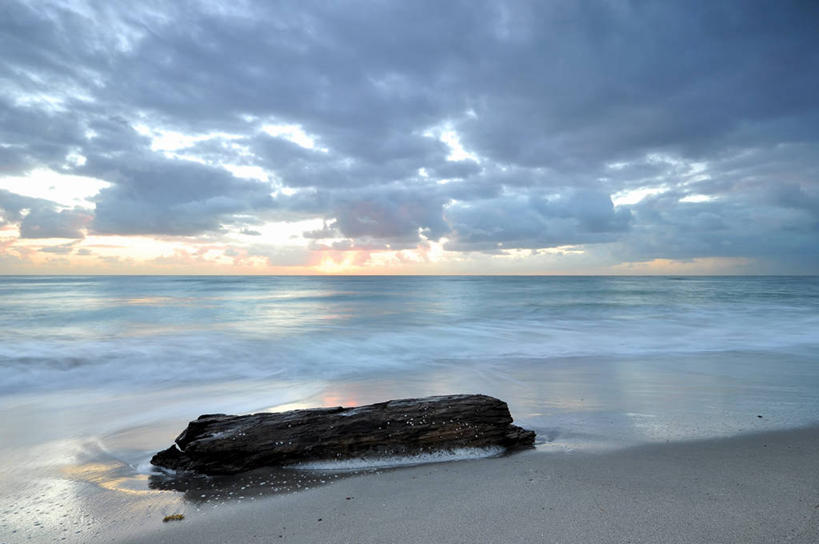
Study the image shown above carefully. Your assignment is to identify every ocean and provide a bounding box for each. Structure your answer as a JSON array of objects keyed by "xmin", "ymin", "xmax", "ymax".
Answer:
[{"xmin": 2, "ymin": 275, "xmax": 819, "ymax": 450}]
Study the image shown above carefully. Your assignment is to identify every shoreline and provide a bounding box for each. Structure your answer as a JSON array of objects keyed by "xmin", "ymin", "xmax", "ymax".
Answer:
[
  {"xmin": 2, "ymin": 372, "xmax": 817, "ymax": 544},
  {"xmin": 112, "ymin": 425, "xmax": 819, "ymax": 544}
]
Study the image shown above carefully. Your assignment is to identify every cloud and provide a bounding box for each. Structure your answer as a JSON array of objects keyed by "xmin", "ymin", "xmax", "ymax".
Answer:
[
  {"xmin": 612, "ymin": 180, "xmax": 819, "ymax": 271},
  {"xmin": 0, "ymin": 189, "xmax": 37, "ymax": 225},
  {"xmin": 88, "ymin": 155, "xmax": 275, "ymax": 236},
  {"xmin": 0, "ymin": 189, "xmax": 91, "ymax": 239},
  {"xmin": 0, "ymin": 0, "xmax": 816, "ymax": 271},
  {"xmin": 330, "ymin": 188, "xmax": 450, "ymax": 244},
  {"xmin": 39, "ymin": 241, "xmax": 79, "ymax": 254},
  {"xmin": 20, "ymin": 207, "xmax": 91, "ymax": 238},
  {"xmin": 445, "ymin": 190, "xmax": 631, "ymax": 252}
]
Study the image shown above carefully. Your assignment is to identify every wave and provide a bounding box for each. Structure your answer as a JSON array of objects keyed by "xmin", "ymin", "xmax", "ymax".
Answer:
[
  {"xmin": 1, "ymin": 276, "xmax": 818, "ymax": 394},
  {"xmin": 291, "ymin": 446, "xmax": 505, "ymax": 471},
  {"xmin": 1, "ymin": 306, "xmax": 817, "ymax": 394}
]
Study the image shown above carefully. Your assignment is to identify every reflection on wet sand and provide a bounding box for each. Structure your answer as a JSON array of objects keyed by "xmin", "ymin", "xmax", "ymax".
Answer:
[
  {"xmin": 148, "ymin": 465, "xmax": 366, "ymax": 504},
  {"xmin": 62, "ymin": 462, "xmax": 164, "ymax": 497},
  {"xmin": 58, "ymin": 449, "xmax": 355, "ymax": 506}
]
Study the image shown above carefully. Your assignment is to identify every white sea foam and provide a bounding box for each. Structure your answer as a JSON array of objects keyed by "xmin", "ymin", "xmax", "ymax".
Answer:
[
  {"xmin": 290, "ymin": 446, "xmax": 506, "ymax": 471},
  {"xmin": 0, "ymin": 276, "xmax": 817, "ymax": 394}
]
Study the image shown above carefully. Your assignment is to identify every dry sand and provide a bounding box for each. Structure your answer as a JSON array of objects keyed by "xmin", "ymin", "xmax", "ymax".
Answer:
[{"xmin": 117, "ymin": 426, "xmax": 819, "ymax": 544}]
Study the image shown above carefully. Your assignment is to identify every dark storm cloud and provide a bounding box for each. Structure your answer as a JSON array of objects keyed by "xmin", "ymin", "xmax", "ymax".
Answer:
[{"xmin": 0, "ymin": 0, "xmax": 817, "ymax": 268}]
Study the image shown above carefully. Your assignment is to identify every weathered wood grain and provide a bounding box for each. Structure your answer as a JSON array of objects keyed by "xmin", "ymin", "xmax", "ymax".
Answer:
[{"xmin": 151, "ymin": 394, "xmax": 535, "ymax": 474}]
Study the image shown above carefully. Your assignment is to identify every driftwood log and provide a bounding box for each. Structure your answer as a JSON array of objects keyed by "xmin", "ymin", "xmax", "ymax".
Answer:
[{"xmin": 151, "ymin": 394, "xmax": 535, "ymax": 474}]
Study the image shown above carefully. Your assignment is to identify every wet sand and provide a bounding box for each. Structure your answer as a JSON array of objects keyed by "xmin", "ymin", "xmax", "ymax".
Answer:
[{"xmin": 110, "ymin": 426, "xmax": 819, "ymax": 544}]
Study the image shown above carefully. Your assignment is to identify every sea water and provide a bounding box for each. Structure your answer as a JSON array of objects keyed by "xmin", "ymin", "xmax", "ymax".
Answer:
[{"xmin": 1, "ymin": 275, "xmax": 818, "ymax": 451}]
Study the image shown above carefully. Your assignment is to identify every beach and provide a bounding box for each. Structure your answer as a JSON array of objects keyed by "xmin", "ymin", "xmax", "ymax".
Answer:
[
  {"xmin": 109, "ymin": 426, "xmax": 818, "ymax": 543},
  {"xmin": 4, "ymin": 425, "xmax": 816, "ymax": 543}
]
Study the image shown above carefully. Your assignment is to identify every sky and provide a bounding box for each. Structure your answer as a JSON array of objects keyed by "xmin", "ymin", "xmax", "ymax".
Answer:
[{"xmin": 1, "ymin": 0, "xmax": 818, "ymax": 275}]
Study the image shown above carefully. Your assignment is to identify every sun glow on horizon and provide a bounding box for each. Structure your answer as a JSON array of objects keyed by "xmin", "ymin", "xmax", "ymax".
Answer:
[{"xmin": 315, "ymin": 251, "xmax": 366, "ymax": 274}]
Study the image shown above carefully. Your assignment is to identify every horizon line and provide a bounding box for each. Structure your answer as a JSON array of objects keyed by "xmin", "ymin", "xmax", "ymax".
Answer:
[{"xmin": 1, "ymin": 273, "xmax": 816, "ymax": 278}]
